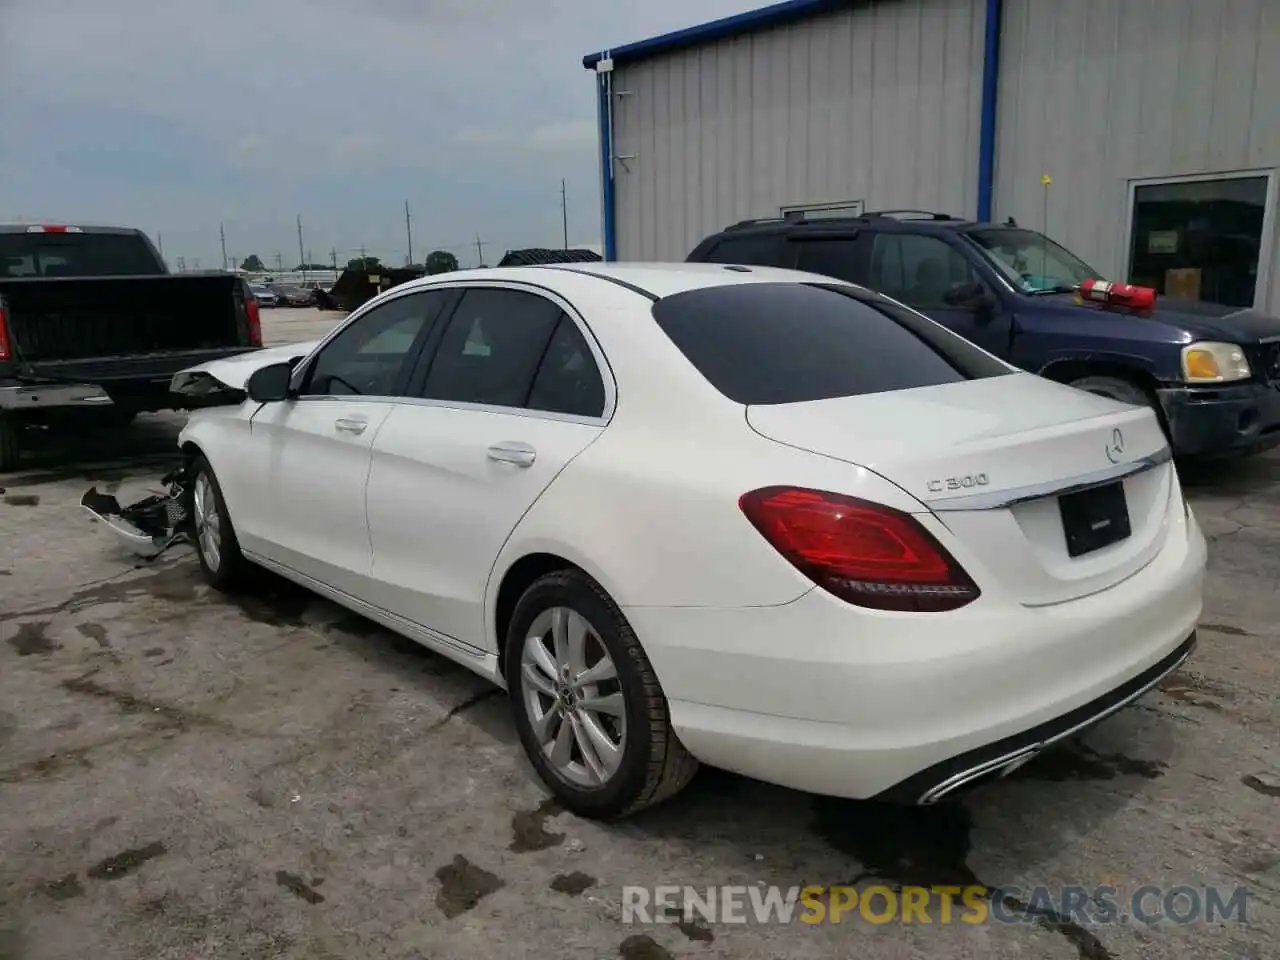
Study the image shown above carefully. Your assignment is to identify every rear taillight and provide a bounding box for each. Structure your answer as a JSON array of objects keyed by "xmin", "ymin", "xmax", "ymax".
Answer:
[
  {"xmin": 245, "ymin": 297, "xmax": 263, "ymax": 346},
  {"xmin": 0, "ymin": 306, "xmax": 10, "ymax": 361},
  {"xmin": 739, "ymin": 486, "xmax": 980, "ymax": 612}
]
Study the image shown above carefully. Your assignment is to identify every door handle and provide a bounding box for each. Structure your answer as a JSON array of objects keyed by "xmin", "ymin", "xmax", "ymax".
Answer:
[
  {"xmin": 334, "ymin": 417, "xmax": 368, "ymax": 435},
  {"xmin": 487, "ymin": 441, "xmax": 536, "ymax": 467}
]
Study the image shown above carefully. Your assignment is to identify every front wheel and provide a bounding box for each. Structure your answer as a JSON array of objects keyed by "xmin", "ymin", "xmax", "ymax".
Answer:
[
  {"xmin": 1069, "ymin": 375, "xmax": 1171, "ymax": 442},
  {"xmin": 189, "ymin": 456, "xmax": 247, "ymax": 590},
  {"xmin": 504, "ymin": 569, "xmax": 698, "ymax": 819}
]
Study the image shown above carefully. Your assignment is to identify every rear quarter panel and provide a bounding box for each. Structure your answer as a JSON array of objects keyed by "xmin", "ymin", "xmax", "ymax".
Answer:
[{"xmin": 487, "ymin": 412, "xmax": 930, "ymax": 622}]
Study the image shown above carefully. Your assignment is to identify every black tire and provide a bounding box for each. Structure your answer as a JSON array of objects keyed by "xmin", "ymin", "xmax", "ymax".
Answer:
[
  {"xmin": 0, "ymin": 414, "xmax": 20, "ymax": 473},
  {"xmin": 504, "ymin": 569, "xmax": 698, "ymax": 819},
  {"xmin": 188, "ymin": 455, "xmax": 247, "ymax": 591},
  {"xmin": 1068, "ymin": 375, "xmax": 1151, "ymax": 407},
  {"xmin": 1069, "ymin": 374, "xmax": 1171, "ymax": 440}
]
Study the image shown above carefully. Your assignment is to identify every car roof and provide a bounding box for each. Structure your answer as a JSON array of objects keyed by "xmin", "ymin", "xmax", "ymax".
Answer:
[
  {"xmin": 393, "ymin": 261, "xmax": 843, "ymax": 301},
  {"xmin": 707, "ymin": 213, "xmax": 986, "ymax": 240}
]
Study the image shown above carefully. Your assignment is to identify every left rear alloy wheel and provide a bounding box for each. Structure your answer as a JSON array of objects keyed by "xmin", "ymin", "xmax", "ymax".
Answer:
[{"xmin": 505, "ymin": 569, "xmax": 698, "ymax": 819}]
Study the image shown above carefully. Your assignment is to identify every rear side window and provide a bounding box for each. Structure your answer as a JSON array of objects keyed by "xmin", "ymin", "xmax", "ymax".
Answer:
[
  {"xmin": 699, "ymin": 234, "xmax": 791, "ymax": 267},
  {"xmin": 651, "ymin": 282, "xmax": 1011, "ymax": 405},
  {"xmin": 795, "ymin": 239, "xmax": 865, "ymax": 284},
  {"xmin": 419, "ymin": 288, "xmax": 563, "ymax": 408}
]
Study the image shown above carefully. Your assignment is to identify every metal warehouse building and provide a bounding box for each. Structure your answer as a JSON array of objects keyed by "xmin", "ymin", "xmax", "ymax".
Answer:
[{"xmin": 583, "ymin": 0, "xmax": 1280, "ymax": 312}]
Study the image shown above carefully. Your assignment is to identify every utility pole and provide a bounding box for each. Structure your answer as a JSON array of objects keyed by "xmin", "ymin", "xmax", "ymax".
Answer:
[
  {"xmin": 561, "ymin": 178, "xmax": 568, "ymax": 250},
  {"xmin": 273, "ymin": 251, "xmax": 284, "ymax": 273},
  {"xmin": 475, "ymin": 235, "xmax": 485, "ymax": 267},
  {"xmin": 220, "ymin": 223, "xmax": 228, "ymax": 271},
  {"xmin": 331, "ymin": 248, "xmax": 338, "ymax": 273},
  {"xmin": 296, "ymin": 214, "xmax": 306, "ymax": 280},
  {"xmin": 359, "ymin": 244, "xmax": 367, "ymax": 268},
  {"xmin": 192, "ymin": 258, "xmax": 200, "ymax": 271},
  {"xmin": 176, "ymin": 256, "xmax": 186, "ymax": 272},
  {"xmin": 404, "ymin": 200, "xmax": 413, "ymax": 266}
]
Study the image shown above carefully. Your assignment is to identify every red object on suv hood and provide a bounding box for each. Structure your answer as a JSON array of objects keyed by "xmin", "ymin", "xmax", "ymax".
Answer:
[{"xmin": 1077, "ymin": 278, "xmax": 1157, "ymax": 313}]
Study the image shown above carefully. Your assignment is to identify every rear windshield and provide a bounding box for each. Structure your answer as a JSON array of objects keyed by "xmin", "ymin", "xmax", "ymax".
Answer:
[
  {"xmin": 0, "ymin": 233, "xmax": 161, "ymax": 278},
  {"xmin": 651, "ymin": 281, "xmax": 1012, "ymax": 405}
]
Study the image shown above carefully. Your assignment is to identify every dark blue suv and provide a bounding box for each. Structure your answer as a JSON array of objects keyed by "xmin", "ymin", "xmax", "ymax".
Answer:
[{"xmin": 687, "ymin": 211, "xmax": 1280, "ymax": 460}]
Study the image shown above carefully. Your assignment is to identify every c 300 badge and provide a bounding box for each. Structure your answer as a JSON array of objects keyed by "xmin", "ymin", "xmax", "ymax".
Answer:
[{"xmin": 927, "ymin": 473, "xmax": 990, "ymax": 493}]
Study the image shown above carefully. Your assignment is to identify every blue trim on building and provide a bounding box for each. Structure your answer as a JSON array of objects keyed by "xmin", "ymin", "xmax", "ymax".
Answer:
[
  {"xmin": 582, "ymin": 0, "xmax": 853, "ymax": 69},
  {"xmin": 976, "ymin": 0, "xmax": 1003, "ymax": 222},
  {"xmin": 596, "ymin": 67, "xmax": 618, "ymax": 261}
]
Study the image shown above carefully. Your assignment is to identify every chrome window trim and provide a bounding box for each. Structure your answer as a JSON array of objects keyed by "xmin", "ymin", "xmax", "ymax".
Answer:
[
  {"xmin": 924, "ymin": 446, "xmax": 1172, "ymax": 512},
  {"xmin": 285, "ymin": 279, "xmax": 617, "ymax": 425}
]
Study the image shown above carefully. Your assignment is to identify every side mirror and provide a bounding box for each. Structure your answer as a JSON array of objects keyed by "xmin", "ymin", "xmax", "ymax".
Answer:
[
  {"xmin": 944, "ymin": 280, "xmax": 998, "ymax": 315},
  {"xmin": 246, "ymin": 361, "xmax": 294, "ymax": 403}
]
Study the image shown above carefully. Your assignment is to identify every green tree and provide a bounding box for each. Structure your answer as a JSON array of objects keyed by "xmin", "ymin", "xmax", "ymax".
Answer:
[
  {"xmin": 425, "ymin": 250, "xmax": 459, "ymax": 275},
  {"xmin": 241, "ymin": 254, "xmax": 265, "ymax": 272},
  {"xmin": 346, "ymin": 256, "xmax": 383, "ymax": 271}
]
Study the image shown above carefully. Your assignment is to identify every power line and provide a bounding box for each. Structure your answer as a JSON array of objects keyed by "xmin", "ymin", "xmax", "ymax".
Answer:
[
  {"xmin": 405, "ymin": 200, "xmax": 413, "ymax": 266},
  {"xmin": 561, "ymin": 178, "xmax": 568, "ymax": 250},
  {"xmin": 296, "ymin": 215, "xmax": 306, "ymax": 279}
]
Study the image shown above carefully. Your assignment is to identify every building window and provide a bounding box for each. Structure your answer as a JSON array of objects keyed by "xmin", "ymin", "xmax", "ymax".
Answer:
[{"xmin": 1127, "ymin": 173, "xmax": 1273, "ymax": 308}]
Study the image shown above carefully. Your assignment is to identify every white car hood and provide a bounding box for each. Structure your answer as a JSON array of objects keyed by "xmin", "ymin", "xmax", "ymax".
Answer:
[{"xmin": 169, "ymin": 340, "xmax": 319, "ymax": 393}]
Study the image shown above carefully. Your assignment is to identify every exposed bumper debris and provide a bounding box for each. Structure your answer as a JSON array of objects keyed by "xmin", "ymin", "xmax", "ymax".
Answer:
[{"xmin": 81, "ymin": 466, "xmax": 190, "ymax": 559}]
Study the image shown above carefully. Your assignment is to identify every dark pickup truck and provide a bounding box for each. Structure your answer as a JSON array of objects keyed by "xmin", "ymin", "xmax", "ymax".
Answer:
[
  {"xmin": 688, "ymin": 210, "xmax": 1280, "ymax": 460},
  {"xmin": 0, "ymin": 224, "xmax": 263, "ymax": 471}
]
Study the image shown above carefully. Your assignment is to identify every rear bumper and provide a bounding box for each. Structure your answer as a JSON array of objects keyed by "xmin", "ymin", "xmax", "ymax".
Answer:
[
  {"xmin": 1156, "ymin": 381, "xmax": 1280, "ymax": 458},
  {"xmin": 625, "ymin": 506, "xmax": 1206, "ymax": 802}
]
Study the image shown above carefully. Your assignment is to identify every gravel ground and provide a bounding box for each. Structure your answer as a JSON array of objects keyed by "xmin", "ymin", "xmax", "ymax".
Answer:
[{"xmin": 0, "ymin": 308, "xmax": 1276, "ymax": 960}]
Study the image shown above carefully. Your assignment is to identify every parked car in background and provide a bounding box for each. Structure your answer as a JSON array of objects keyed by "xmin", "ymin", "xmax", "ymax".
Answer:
[
  {"xmin": 688, "ymin": 211, "xmax": 1280, "ymax": 460},
  {"xmin": 168, "ymin": 263, "xmax": 1203, "ymax": 818},
  {"xmin": 249, "ymin": 284, "xmax": 280, "ymax": 307},
  {"xmin": 0, "ymin": 223, "xmax": 262, "ymax": 472},
  {"xmin": 270, "ymin": 284, "xmax": 313, "ymax": 307}
]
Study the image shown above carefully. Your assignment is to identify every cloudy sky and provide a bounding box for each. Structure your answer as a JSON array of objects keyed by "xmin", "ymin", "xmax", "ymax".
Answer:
[{"xmin": 0, "ymin": 0, "xmax": 755, "ymax": 269}]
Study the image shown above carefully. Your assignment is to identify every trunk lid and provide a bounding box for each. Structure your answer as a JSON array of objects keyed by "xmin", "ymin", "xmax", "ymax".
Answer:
[{"xmin": 746, "ymin": 373, "xmax": 1174, "ymax": 607}]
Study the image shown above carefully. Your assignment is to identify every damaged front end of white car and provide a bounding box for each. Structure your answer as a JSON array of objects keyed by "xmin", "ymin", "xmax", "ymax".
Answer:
[{"xmin": 81, "ymin": 341, "xmax": 318, "ymax": 558}]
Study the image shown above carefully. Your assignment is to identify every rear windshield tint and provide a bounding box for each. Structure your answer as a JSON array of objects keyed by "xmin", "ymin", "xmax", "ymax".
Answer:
[
  {"xmin": 651, "ymin": 282, "xmax": 1012, "ymax": 405},
  {"xmin": 0, "ymin": 233, "xmax": 159, "ymax": 277}
]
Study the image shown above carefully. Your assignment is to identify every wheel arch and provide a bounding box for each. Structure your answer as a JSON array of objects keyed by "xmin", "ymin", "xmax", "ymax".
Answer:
[
  {"xmin": 489, "ymin": 543, "xmax": 630, "ymax": 678},
  {"xmin": 1037, "ymin": 355, "xmax": 1163, "ymax": 394}
]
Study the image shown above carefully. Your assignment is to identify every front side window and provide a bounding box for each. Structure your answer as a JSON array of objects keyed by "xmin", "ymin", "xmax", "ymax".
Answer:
[
  {"xmin": 652, "ymin": 281, "xmax": 1011, "ymax": 406},
  {"xmin": 966, "ymin": 227, "xmax": 1100, "ymax": 294},
  {"xmin": 301, "ymin": 290, "xmax": 445, "ymax": 397},
  {"xmin": 867, "ymin": 233, "xmax": 981, "ymax": 308}
]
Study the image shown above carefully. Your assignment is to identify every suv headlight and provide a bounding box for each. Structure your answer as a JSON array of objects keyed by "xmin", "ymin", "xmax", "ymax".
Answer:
[{"xmin": 1181, "ymin": 342, "xmax": 1251, "ymax": 383}]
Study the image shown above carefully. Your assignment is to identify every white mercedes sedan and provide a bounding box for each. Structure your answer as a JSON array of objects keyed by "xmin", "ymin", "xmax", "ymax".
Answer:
[{"xmin": 174, "ymin": 263, "xmax": 1206, "ymax": 818}]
